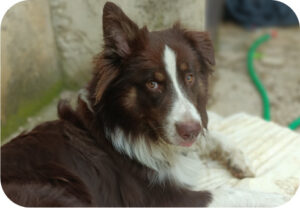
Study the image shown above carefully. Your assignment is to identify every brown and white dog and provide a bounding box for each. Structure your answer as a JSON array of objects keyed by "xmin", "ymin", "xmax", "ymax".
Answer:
[{"xmin": 1, "ymin": 2, "xmax": 286, "ymax": 207}]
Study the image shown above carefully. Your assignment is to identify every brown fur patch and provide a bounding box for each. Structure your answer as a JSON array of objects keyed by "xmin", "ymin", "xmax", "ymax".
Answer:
[
  {"xmin": 94, "ymin": 61, "xmax": 119, "ymax": 103},
  {"xmin": 184, "ymin": 31, "xmax": 215, "ymax": 66},
  {"xmin": 180, "ymin": 62, "xmax": 188, "ymax": 71},
  {"xmin": 123, "ymin": 87, "xmax": 137, "ymax": 109},
  {"xmin": 154, "ymin": 72, "xmax": 165, "ymax": 82},
  {"xmin": 198, "ymin": 80, "xmax": 205, "ymax": 95}
]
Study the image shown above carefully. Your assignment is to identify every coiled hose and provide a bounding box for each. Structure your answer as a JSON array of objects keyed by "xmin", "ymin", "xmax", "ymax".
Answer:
[{"xmin": 247, "ymin": 33, "xmax": 300, "ymax": 130}]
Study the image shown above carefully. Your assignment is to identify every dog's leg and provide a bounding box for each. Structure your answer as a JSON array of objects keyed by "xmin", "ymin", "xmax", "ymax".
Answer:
[
  {"xmin": 199, "ymin": 131, "xmax": 255, "ymax": 179},
  {"xmin": 208, "ymin": 187, "xmax": 288, "ymax": 207}
]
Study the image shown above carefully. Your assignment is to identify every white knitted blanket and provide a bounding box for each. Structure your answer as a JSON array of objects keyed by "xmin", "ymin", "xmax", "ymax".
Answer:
[{"xmin": 193, "ymin": 112, "xmax": 300, "ymax": 197}]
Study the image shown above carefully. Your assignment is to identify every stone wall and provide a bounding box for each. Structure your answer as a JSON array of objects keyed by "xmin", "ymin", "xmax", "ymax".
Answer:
[
  {"xmin": 1, "ymin": 0, "xmax": 206, "ymax": 140},
  {"xmin": 1, "ymin": 0, "xmax": 62, "ymax": 139},
  {"xmin": 49, "ymin": 0, "xmax": 206, "ymax": 87}
]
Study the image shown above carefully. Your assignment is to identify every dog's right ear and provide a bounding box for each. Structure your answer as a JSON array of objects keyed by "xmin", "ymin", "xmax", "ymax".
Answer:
[
  {"xmin": 184, "ymin": 31, "xmax": 215, "ymax": 66},
  {"xmin": 102, "ymin": 2, "xmax": 140, "ymax": 58},
  {"xmin": 93, "ymin": 57, "xmax": 120, "ymax": 103}
]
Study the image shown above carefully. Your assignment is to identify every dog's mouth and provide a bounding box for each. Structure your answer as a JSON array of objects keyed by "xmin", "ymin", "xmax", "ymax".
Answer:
[
  {"xmin": 162, "ymin": 132, "xmax": 199, "ymax": 148},
  {"xmin": 179, "ymin": 139, "xmax": 196, "ymax": 147}
]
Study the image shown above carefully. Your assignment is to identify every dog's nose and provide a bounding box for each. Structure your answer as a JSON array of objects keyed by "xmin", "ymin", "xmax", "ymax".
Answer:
[{"xmin": 175, "ymin": 121, "xmax": 201, "ymax": 141}]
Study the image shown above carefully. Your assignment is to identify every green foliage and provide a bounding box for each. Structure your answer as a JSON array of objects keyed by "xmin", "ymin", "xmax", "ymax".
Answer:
[{"xmin": 1, "ymin": 80, "xmax": 64, "ymax": 141}]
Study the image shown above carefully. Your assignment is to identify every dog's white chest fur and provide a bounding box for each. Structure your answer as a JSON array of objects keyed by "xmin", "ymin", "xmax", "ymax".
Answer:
[{"xmin": 108, "ymin": 127, "xmax": 209, "ymax": 188}]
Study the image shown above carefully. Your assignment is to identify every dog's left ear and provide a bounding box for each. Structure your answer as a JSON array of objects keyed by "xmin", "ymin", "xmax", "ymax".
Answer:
[
  {"xmin": 102, "ymin": 2, "xmax": 141, "ymax": 58},
  {"xmin": 184, "ymin": 31, "xmax": 215, "ymax": 66}
]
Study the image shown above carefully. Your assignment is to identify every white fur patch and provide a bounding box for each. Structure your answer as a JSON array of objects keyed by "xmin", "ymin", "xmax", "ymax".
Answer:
[
  {"xmin": 163, "ymin": 45, "xmax": 202, "ymax": 144},
  {"xmin": 107, "ymin": 127, "xmax": 207, "ymax": 189}
]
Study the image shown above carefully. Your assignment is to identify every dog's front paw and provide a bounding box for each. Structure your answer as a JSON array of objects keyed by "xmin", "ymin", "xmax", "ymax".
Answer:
[{"xmin": 227, "ymin": 149, "xmax": 255, "ymax": 179}]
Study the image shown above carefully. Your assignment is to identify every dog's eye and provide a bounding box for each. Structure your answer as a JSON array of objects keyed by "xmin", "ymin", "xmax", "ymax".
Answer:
[
  {"xmin": 146, "ymin": 81, "xmax": 160, "ymax": 91},
  {"xmin": 185, "ymin": 73, "xmax": 194, "ymax": 84}
]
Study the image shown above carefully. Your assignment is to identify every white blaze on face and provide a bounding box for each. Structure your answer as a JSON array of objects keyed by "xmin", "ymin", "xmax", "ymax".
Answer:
[{"xmin": 163, "ymin": 45, "xmax": 202, "ymax": 144}]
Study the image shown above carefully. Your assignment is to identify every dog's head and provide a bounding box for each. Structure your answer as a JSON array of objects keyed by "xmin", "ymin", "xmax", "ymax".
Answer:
[{"xmin": 89, "ymin": 2, "xmax": 215, "ymax": 148}]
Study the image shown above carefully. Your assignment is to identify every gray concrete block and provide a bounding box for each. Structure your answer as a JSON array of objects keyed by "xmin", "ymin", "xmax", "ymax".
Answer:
[
  {"xmin": 49, "ymin": 0, "xmax": 206, "ymax": 87},
  {"xmin": 1, "ymin": 0, "xmax": 61, "ymax": 138}
]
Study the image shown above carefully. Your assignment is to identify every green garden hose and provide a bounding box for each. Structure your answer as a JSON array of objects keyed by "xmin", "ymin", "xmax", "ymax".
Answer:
[
  {"xmin": 247, "ymin": 33, "xmax": 300, "ymax": 130},
  {"xmin": 247, "ymin": 34, "xmax": 272, "ymax": 121},
  {"xmin": 289, "ymin": 117, "xmax": 300, "ymax": 130}
]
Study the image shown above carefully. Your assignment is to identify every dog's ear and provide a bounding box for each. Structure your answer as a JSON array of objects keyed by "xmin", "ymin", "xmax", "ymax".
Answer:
[
  {"xmin": 102, "ymin": 2, "xmax": 140, "ymax": 58},
  {"xmin": 184, "ymin": 31, "xmax": 215, "ymax": 66},
  {"xmin": 92, "ymin": 57, "xmax": 120, "ymax": 103}
]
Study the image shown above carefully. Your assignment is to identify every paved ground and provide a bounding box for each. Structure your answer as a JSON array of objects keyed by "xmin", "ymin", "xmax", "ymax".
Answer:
[{"xmin": 4, "ymin": 24, "xmax": 300, "ymax": 143}]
